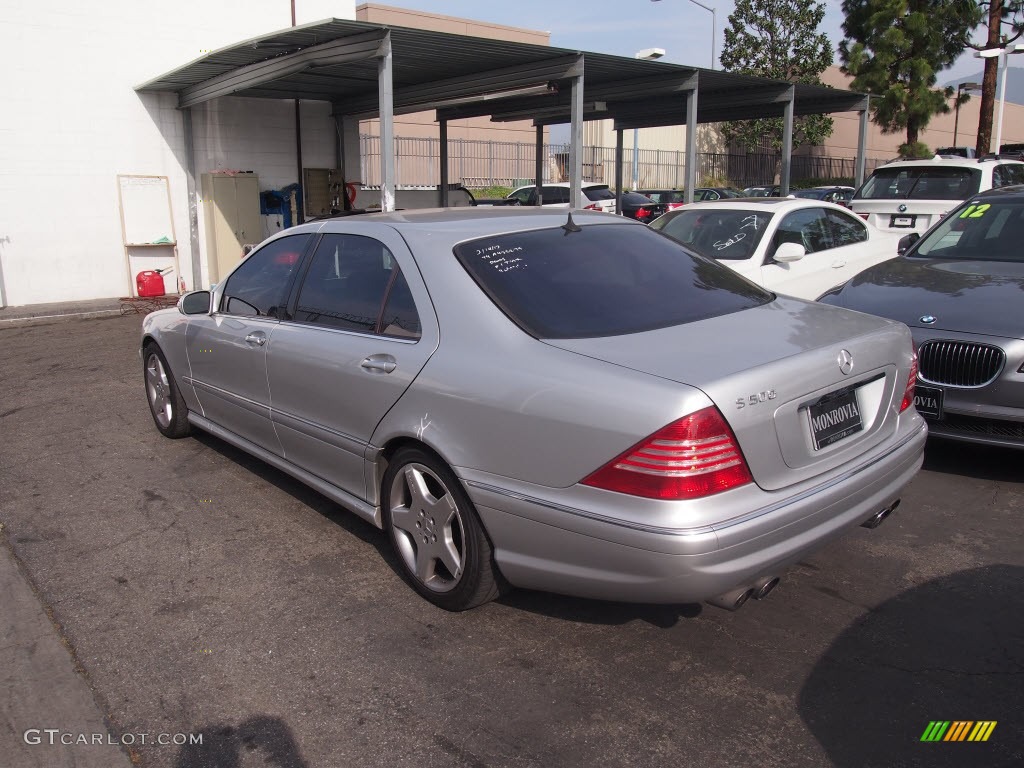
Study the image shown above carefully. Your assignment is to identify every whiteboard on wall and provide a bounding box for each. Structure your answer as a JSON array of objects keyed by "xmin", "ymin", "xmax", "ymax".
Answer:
[{"xmin": 117, "ymin": 175, "xmax": 176, "ymax": 246}]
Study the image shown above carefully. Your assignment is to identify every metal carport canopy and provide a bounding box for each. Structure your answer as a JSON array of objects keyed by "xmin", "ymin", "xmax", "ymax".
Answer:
[{"xmin": 137, "ymin": 17, "xmax": 869, "ymax": 216}]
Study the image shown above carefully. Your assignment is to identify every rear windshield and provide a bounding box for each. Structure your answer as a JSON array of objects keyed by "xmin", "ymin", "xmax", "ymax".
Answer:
[
  {"xmin": 650, "ymin": 208, "xmax": 774, "ymax": 260},
  {"xmin": 621, "ymin": 192, "xmax": 657, "ymax": 205},
  {"xmin": 855, "ymin": 167, "xmax": 981, "ymax": 201},
  {"xmin": 791, "ymin": 188, "xmax": 827, "ymax": 199},
  {"xmin": 912, "ymin": 199, "xmax": 1024, "ymax": 263},
  {"xmin": 454, "ymin": 223, "xmax": 772, "ymax": 339},
  {"xmin": 583, "ymin": 186, "xmax": 615, "ymax": 201},
  {"xmin": 641, "ymin": 191, "xmax": 686, "ymax": 203}
]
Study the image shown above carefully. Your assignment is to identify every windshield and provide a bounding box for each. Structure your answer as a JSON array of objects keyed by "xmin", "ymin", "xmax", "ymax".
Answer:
[
  {"xmin": 856, "ymin": 166, "xmax": 980, "ymax": 201},
  {"xmin": 791, "ymin": 189, "xmax": 827, "ymax": 200},
  {"xmin": 650, "ymin": 208, "xmax": 774, "ymax": 260},
  {"xmin": 454, "ymin": 223, "xmax": 771, "ymax": 339},
  {"xmin": 912, "ymin": 199, "xmax": 1024, "ymax": 262}
]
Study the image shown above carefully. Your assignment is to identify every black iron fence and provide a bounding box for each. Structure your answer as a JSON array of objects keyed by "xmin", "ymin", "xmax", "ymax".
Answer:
[{"xmin": 359, "ymin": 134, "xmax": 883, "ymax": 190}]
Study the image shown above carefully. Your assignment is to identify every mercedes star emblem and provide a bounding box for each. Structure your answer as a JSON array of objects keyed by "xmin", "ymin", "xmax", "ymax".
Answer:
[
  {"xmin": 838, "ymin": 349, "xmax": 854, "ymax": 375},
  {"xmin": 920, "ymin": 315, "xmax": 937, "ymax": 324}
]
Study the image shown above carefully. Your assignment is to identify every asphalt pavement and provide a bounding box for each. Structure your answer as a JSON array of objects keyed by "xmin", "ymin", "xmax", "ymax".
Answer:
[{"xmin": 0, "ymin": 311, "xmax": 1021, "ymax": 768}]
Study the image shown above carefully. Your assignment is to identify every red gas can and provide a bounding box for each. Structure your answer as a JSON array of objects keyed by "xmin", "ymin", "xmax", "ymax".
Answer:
[{"xmin": 136, "ymin": 270, "xmax": 166, "ymax": 298}]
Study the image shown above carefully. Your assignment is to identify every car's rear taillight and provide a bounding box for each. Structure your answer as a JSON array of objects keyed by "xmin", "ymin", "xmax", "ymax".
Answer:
[
  {"xmin": 635, "ymin": 207, "xmax": 652, "ymax": 219},
  {"xmin": 584, "ymin": 203, "xmax": 601, "ymax": 210},
  {"xmin": 900, "ymin": 343, "xmax": 918, "ymax": 412},
  {"xmin": 857, "ymin": 213, "xmax": 869, "ymax": 221},
  {"xmin": 582, "ymin": 407, "xmax": 753, "ymax": 500}
]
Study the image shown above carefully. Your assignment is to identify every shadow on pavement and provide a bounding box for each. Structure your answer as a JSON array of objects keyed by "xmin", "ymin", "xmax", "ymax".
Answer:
[
  {"xmin": 175, "ymin": 715, "xmax": 308, "ymax": 768},
  {"xmin": 922, "ymin": 439, "xmax": 1023, "ymax": 484},
  {"xmin": 798, "ymin": 565, "xmax": 1024, "ymax": 767}
]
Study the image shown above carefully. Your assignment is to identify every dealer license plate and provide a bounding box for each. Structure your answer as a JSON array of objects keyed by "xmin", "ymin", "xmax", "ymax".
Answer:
[
  {"xmin": 891, "ymin": 215, "xmax": 916, "ymax": 228},
  {"xmin": 913, "ymin": 385, "xmax": 943, "ymax": 419},
  {"xmin": 809, "ymin": 387, "xmax": 863, "ymax": 450}
]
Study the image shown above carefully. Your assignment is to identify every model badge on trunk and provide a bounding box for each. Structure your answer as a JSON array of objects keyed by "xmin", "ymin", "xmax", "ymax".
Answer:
[{"xmin": 735, "ymin": 390, "xmax": 777, "ymax": 409}]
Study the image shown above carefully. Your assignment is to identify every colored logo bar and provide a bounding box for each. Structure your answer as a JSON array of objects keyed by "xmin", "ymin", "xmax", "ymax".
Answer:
[{"xmin": 920, "ymin": 721, "xmax": 997, "ymax": 742}]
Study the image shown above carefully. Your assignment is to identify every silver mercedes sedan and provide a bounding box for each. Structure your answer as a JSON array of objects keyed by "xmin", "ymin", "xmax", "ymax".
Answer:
[{"xmin": 141, "ymin": 208, "xmax": 926, "ymax": 612}]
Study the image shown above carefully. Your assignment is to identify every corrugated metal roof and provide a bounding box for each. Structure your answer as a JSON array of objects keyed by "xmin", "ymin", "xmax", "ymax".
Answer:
[{"xmin": 137, "ymin": 18, "xmax": 865, "ymax": 126}]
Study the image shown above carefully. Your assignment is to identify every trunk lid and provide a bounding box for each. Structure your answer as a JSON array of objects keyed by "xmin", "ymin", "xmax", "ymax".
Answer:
[{"xmin": 544, "ymin": 297, "xmax": 913, "ymax": 491}]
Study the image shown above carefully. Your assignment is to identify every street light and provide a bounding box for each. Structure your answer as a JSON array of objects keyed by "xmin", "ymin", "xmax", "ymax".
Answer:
[
  {"xmin": 652, "ymin": 0, "xmax": 716, "ymax": 69},
  {"xmin": 633, "ymin": 48, "xmax": 666, "ymax": 190},
  {"xmin": 952, "ymin": 81, "xmax": 982, "ymax": 148},
  {"xmin": 975, "ymin": 43, "xmax": 1024, "ymax": 154}
]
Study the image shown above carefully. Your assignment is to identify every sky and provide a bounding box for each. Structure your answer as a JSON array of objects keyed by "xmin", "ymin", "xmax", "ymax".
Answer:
[{"xmin": 377, "ymin": 0, "xmax": 1023, "ymax": 86}]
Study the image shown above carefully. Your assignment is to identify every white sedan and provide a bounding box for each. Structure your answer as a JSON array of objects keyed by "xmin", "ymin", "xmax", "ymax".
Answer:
[{"xmin": 649, "ymin": 198, "xmax": 901, "ymax": 300}]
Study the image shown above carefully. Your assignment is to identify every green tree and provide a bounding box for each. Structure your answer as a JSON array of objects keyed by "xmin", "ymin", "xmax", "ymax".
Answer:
[
  {"xmin": 840, "ymin": 0, "xmax": 983, "ymax": 147},
  {"xmin": 720, "ymin": 0, "xmax": 835, "ymax": 152}
]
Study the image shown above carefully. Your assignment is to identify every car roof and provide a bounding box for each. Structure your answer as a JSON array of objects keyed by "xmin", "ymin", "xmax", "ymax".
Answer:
[
  {"xmin": 513, "ymin": 182, "xmax": 607, "ymax": 190},
  {"xmin": 975, "ymin": 183, "xmax": 1024, "ymax": 200},
  {"xmin": 877, "ymin": 156, "xmax": 1024, "ymax": 169},
  {"xmin": 296, "ymin": 206, "xmax": 635, "ymax": 242},
  {"xmin": 659, "ymin": 197, "xmax": 854, "ymax": 212}
]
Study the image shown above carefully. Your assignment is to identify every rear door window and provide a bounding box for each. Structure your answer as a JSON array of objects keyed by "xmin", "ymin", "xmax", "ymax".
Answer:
[
  {"xmin": 542, "ymin": 186, "xmax": 570, "ymax": 204},
  {"xmin": 994, "ymin": 163, "xmax": 1024, "ymax": 187},
  {"xmin": 292, "ymin": 234, "xmax": 420, "ymax": 338},
  {"xmin": 454, "ymin": 223, "xmax": 771, "ymax": 339},
  {"xmin": 825, "ymin": 209, "xmax": 868, "ymax": 246}
]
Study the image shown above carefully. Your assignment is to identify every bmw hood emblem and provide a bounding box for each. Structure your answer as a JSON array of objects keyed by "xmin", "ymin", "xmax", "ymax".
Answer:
[
  {"xmin": 898, "ymin": 204, "xmax": 908, "ymax": 212},
  {"xmin": 838, "ymin": 349, "xmax": 854, "ymax": 375},
  {"xmin": 920, "ymin": 315, "xmax": 937, "ymax": 324}
]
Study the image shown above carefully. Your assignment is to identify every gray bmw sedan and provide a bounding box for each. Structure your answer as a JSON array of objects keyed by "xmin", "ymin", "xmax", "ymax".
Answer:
[
  {"xmin": 142, "ymin": 208, "xmax": 925, "ymax": 611},
  {"xmin": 822, "ymin": 186, "xmax": 1024, "ymax": 450}
]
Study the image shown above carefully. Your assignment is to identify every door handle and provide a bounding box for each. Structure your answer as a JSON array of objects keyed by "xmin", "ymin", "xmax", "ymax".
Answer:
[
  {"xmin": 244, "ymin": 332, "xmax": 267, "ymax": 347},
  {"xmin": 360, "ymin": 354, "xmax": 397, "ymax": 374},
  {"xmin": 831, "ymin": 260, "xmax": 847, "ymax": 269}
]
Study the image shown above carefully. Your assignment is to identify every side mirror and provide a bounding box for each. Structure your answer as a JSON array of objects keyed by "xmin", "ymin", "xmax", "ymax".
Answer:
[
  {"xmin": 774, "ymin": 242, "xmax": 806, "ymax": 262},
  {"xmin": 178, "ymin": 290, "xmax": 211, "ymax": 315},
  {"xmin": 897, "ymin": 232, "xmax": 921, "ymax": 255}
]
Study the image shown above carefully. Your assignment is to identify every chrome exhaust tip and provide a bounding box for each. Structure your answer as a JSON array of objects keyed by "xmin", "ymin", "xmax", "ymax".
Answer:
[
  {"xmin": 752, "ymin": 577, "xmax": 780, "ymax": 600},
  {"xmin": 861, "ymin": 499, "xmax": 900, "ymax": 529},
  {"xmin": 707, "ymin": 587, "xmax": 754, "ymax": 612}
]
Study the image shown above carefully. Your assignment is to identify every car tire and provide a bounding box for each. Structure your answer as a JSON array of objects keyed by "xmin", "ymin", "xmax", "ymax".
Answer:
[
  {"xmin": 382, "ymin": 446, "xmax": 501, "ymax": 611},
  {"xmin": 143, "ymin": 342, "xmax": 191, "ymax": 439}
]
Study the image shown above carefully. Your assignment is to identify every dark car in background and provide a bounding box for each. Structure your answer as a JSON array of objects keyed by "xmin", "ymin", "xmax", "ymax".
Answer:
[
  {"xmin": 635, "ymin": 189, "xmax": 687, "ymax": 211},
  {"xmin": 619, "ymin": 191, "xmax": 668, "ymax": 221},
  {"xmin": 695, "ymin": 187, "xmax": 744, "ymax": 201},
  {"xmin": 821, "ymin": 186, "xmax": 1024, "ymax": 449},
  {"xmin": 790, "ymin": 186, "xmax": 855, "ymax": 207},
  {"xmin": 743, "ymin": 185, "xmax": 780, "ymax": 197}
]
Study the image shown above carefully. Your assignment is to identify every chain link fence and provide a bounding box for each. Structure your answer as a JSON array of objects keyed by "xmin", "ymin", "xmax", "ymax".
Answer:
[{"xmin": 359, "ymin": 134, "xmax": 884, "ymax": 190}]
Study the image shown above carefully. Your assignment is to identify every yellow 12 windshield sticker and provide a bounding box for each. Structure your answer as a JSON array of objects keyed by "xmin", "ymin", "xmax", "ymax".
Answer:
[{"xmin": 959, "ymin": 203, "xmax": 991, "ymax": 218}]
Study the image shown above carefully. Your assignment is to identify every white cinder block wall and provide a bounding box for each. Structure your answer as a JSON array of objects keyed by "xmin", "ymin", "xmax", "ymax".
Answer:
[{"xmin": 0, "ymin": 0, "xmax": 354, "ymax": 307}]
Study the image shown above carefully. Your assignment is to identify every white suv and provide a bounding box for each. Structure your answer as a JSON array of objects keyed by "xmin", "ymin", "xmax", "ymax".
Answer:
[
  {"xmin": 505, "ymin": 183, "xmax": 617, "ymax": 214},
  {"xmin": 852, "ymin": 156, "xmax": 1024, "ymax": 234}
]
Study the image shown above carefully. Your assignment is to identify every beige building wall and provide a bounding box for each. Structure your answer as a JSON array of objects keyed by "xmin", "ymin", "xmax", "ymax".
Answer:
[
  {"xmin": 356, "ymin": 4, "xmax": 549, "ymax": 146},
  {"xmin": 813, "ymin": 66, "xmax": 1024, "ymax": 160}
]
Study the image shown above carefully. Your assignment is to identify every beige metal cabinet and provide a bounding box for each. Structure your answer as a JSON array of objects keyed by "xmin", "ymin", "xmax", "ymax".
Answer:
[{"xmin": 201, "ymin": 173, "xmax": 261, "ymax": 283}]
